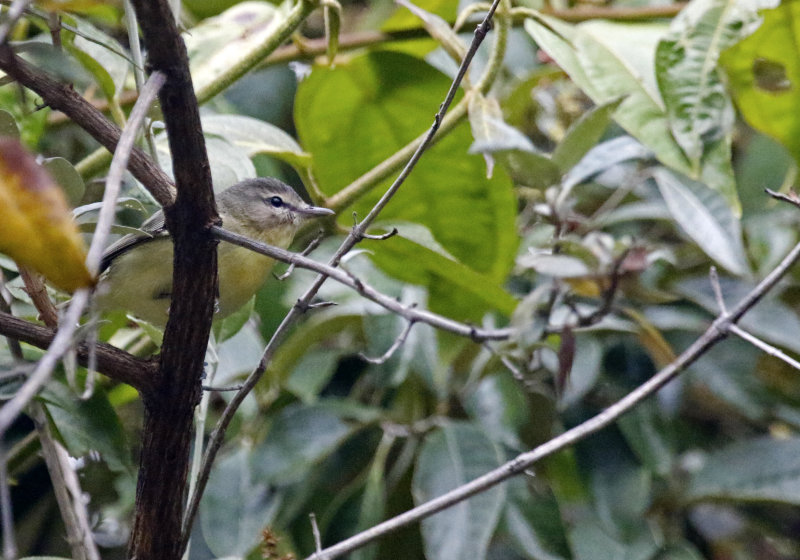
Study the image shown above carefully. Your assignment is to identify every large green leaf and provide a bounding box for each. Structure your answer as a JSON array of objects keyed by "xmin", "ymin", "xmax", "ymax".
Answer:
[
  {"xmin": 63, "ymin": 17, "xmax": 129, "ymax": 101},
  {"xmin": 686, "ymin": 437, "xmax": 800, "ymax": 504},
  {"xmin": 412, "ymin": 421, "xmax": 505, "ymax": 560},
  {"xmin": 201, "ymin": 114, "xmax": 311, "ymax": 171},
  {"xmin": 295, "ymin": 51, "xmax": 518, "ymax": 318},
  {"xmin": 721, "ymin": 1, "xmax": 800, "ymax": 164},
  {"xmin": 652, "ymin": 168, "xmax": 748, "ymax": 275}
]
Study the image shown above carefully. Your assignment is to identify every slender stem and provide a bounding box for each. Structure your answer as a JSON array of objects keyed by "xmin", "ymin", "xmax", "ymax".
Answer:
[{"xmin": 194, "ymin": 0, "xmax": 318, "ymax": 104}]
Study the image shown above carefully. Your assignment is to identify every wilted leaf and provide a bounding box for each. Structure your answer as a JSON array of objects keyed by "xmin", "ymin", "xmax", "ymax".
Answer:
[{"xmin": 0, "ymin": 138, "xmax": 93, "ymax": 292}]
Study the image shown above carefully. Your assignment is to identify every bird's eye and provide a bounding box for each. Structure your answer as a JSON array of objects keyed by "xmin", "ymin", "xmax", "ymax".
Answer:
[{"xmin": 267, "ymin": 196, "xmax": 284, "ymax": 208}]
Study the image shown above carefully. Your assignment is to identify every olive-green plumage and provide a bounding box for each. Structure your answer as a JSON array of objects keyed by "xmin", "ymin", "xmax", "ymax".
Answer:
[{"xmin": 94, "ymin": 178, "xmax": 333, "ymax": 327}]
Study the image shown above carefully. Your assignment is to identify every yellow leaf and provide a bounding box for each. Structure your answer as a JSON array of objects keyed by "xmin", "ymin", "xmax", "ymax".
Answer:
[{"xmin": 0, "ymin": 138, "xmax": 93, "ymax": 292}]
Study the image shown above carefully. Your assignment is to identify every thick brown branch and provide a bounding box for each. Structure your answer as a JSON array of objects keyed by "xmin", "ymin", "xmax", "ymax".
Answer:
[
  {"xmin": 0, "ymin": 311, "xmax": 156, "ymax": 393},
  {"xmin": 0, "ymin": 44, "xmax": 173, "ymax": 207},
  {"xmin": 126, "ymin": 1, "xmax": 217, "ymax": 559}
]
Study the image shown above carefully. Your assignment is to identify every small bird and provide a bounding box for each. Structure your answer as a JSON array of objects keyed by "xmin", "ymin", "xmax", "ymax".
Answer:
[{"xmin": 93, "ymin": 177, "xmax": 334, "ymax": 327}]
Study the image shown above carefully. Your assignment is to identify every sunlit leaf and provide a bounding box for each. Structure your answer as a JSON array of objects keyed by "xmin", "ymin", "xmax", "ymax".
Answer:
[
  {"xmin": 186, "ymin": 1, "xmax": 287, "ymax": 102},
  {"xmin": 201, "ymin": 114, "xmax": 311, "ymax": 171},
  {"xmin": 0, "ymin": 138, "xmax": 92, "ymax": 292},
  {"xmin": 296, "ymin": 51, "xmax": 518, "ymax": 319},
  {"xmin": 721, "ymin": 0, "xmax": 800, "ymax": 164}
]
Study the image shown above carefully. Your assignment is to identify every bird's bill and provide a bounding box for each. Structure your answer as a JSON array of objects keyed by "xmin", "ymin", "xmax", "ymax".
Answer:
[{"xmin": 298, "ymin": 205, "xmax": 335, "ymax": 218}]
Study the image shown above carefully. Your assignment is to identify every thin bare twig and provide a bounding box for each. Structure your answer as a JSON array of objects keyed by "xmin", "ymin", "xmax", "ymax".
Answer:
[
  {"xmin": 180, "ymin": 0, "xmax": 508, "ymax": 547},
  {"xmin": 310, "ymin": 513, "xmax": 322, "ymax": 555},
  {"xmin": 32, "ymin": 404, "xmax": 100, "ymax": 560},
  {"xmin": 359, "ymin": 318, "xmax": 416, "ymax": 365},
  {"xmin": 0, "ymin": 0, "xmax": 32, "ymax": 45},
  {"xmin": 729, "ymin": 324, "xmax": 800, "ymax": 372},
  {"xmin": 275, "ymin": 234, "xmax": 323, "ymax": 281},
  {"xmin": 305, "ymin": 240, "xmax": 800, "ymax": 560}
]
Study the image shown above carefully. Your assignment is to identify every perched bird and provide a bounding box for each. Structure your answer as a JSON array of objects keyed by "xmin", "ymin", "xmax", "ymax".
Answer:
[{"xmin": 94, "ymin": 177, "xmax": 333, "ymax": 327}]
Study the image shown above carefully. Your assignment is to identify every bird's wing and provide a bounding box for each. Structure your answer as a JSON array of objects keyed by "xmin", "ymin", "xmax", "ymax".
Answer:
[{"xmin": 99, "ymin": 210, "xmax": 170, "ymax": 273}]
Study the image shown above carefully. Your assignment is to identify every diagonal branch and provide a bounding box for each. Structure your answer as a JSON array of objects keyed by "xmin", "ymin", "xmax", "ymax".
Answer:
[{"xmin": 305, "ymin": 237, "xmax": 800, "ymax": 560}]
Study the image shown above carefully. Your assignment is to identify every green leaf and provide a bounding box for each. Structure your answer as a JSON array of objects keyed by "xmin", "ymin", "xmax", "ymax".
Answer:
[
  {"xmin": 364, "ymin": 223, "xmax": 518, "ymax": 320},
  {"xmin": 527, "ymin": 16, "xmax": 739, "ymax": 208},
  {"xmin": 686, "ymin": 437, "xmax": 800, "ymax": 504},
  {"xmin": 655, "ymin": 0, "xmax": 746, "ymax": 166},
  {"xmin": 201, "ymin": 114, "xmax": 311, "ymax": 171},
  {"xmin": 201, "ymin": 445, "xmax": 282, "ymax": 558},
  {"xmin": 186, "ymin": 1, "xmax": 284, "ymax": 102},
  {"xmin": 502, "ymin": 478, "xmax": 569, "ymax": 560},
  {"xmin": 464, "ymin": 371, "xmax": 532, "ymax": 450},
  {"xmin": 0, "ymin": 110, "xmax": 19, "ymax": 139},
  {"xmin": 295, "ymin": 51, "xmax": 518, "ymax": 302},
  {"xmin": 64, "ymin": 17, "xmax": 129, "ymax": 101},
  {"xmin": 43, "ymin": 157, "xmax": 85, "ymax": 206},
  {"xmin": 551, "ymin": 98, "xmax": 622, "ymax": 173},
  {"xmin": 655, "ymin": 0, "xmax": 771, "ymax": 211},
  {"xmin": 677, "ymin": 276, "xmax": 800, "ymax": 355},
  {"xmin": 652, "ymin": 168, "xmax": 748, "ymax": 275},
  {"xmin": 155, "ymin": 135, "xmax": 255, "ymax": 190},
  {"xmin": 412, "ymin": 421, "xmax": 505, "ymax": 560},
  {"xmin": 253, "ymin": 403, "xmax": 357, "ymax": 484},
  {"xmin": 468, "ymin": 92, "xmax": 537, "ymax": 154},
  {"xmin": 39, "ymin": 380, "xmax": 131, "ymax": 472},
  {"xmin": 215, "ymin": 295, "xmax": 255, "ymax": 343},
  {"xmin": 721, "ymin": 1, "xmax": 800, "ymax": 164}
]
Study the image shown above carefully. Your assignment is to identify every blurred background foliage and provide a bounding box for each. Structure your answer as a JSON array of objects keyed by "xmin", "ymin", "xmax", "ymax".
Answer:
[{"xmin": 2, "ymin": 0, "xmax": 800, "ymax": 559}]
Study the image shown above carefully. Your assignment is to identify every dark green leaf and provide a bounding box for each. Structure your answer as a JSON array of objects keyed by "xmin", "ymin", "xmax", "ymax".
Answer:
[
  {"xmin": 39, "ymin": 380, "xmax": 131, "ymax": 472},
  {"xmin": 412, "ymin": 421, "xmax": 505, "ymax": 560},
  {"xmin": 200, "ymin": 445, "xmax": 282, "ymax": 557},
  {"xmin": 42, "ymin": 157, "xmax": 85, "ymax": 206},
  {"xmin": 253, "ymin": 403, "xmax": 357, "ymax": 484},
  {"xmin": 686, "ymin": 437, "xmax": 800, "ymax": 504}
]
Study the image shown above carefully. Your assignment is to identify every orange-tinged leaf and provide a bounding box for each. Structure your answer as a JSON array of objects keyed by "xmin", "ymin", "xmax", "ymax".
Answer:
[{"xmin": 0, "ymin": 138, "xmax": 93, "ymax": 292}]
